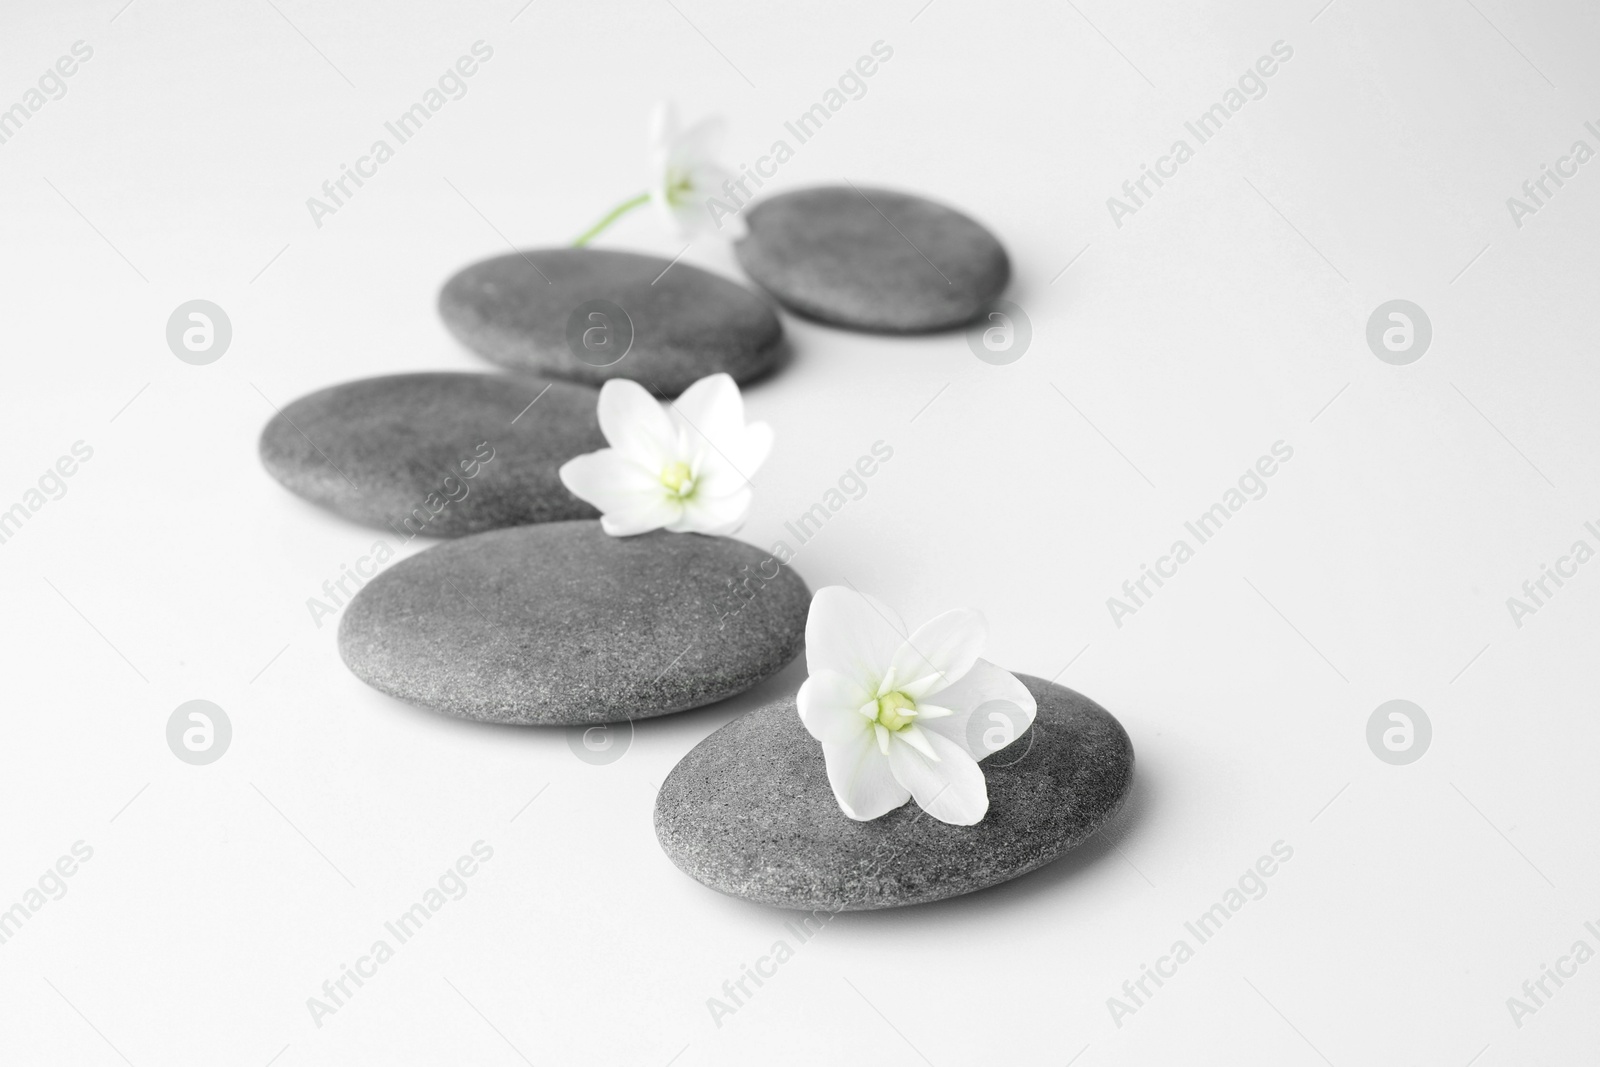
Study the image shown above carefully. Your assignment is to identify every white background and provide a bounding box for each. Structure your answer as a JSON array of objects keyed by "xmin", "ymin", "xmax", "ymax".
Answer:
[{"xmin": 2, "ymin": 0, "xmax": 1598, "ymax": 1063}]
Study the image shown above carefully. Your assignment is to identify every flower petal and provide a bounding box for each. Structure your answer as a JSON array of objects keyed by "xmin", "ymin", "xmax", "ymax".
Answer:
[
  {"xmin": 599, "ymin": 495, "xmax": 682, "ymax": 536},
  {"xmin": 658, "ymin": 160, "xmax": 734, "ymax": 235},
  {"xmin": 558, "ymin": 449, "xmax": 658, "ymax": 514},
  {"xmin": 916, "ymin": 659, "xmax": 1037, "ymax": 761},
  {"xmin": 890, "ymin": 608, "xmax": 988, "ymax": 699},
  {"xmin": 650, "ymin": 182, "xmax": 682, "ymax": 229},
  {"xmin": 649, "ymin": 100, "xmax": 678, "ymax": 151},
  {"xmin": 885, "ymin": 729, "xmax": 989, "ymax": 825},
  {"xmin": 672, "ymin": 115, "xmax": 727, "ymax": 166},
  {"xmin": 671, "ymin": 373, "xmax": 743, "ymax": 452},
  {"xmin": 804, "ymin": 587, "xmax": 909, "ymax": 694},
  {"xmin": 897, "ymin": 723, "xmax": 941, "ymax": 762},
  {"xmin": 821, "ymin": 729, "xmax": 911, "ymax": 822},
  {"xmin": 693, "ymin": 418, "xmax": 771, "ymax": 495},
  {"xmin": 692, "ymin": 453, "xmax": 752, "ymax": 502},
  {"xmin": 798, "ymin": 669, "xmax": 874, "ymax": 744},
  {"xmin": 669, "ymin": 375, "xmax": 767, "ymax": 493},
  {"xmin": 668, "ymin": 192, "xmax": 736, "ymax": 237},
  {"xmin": 668, "ymin": 485, "xmax": 751, "ymax": 534},
  {"xmin": 646, "ymin": 104, "xmax": 746, "ymax": 238},
  {"xmin": 647, "ymin": 103, "xmax": 685, "ymax": 228},
  {"xmin": 597, "ymin": 378, "xmax": 675, "ymax": 465}
]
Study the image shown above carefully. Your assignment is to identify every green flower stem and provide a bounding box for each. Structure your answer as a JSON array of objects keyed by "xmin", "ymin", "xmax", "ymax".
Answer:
[{"xmin": 573, "ymin": 192, "xmax": 651, "ymax": 246}]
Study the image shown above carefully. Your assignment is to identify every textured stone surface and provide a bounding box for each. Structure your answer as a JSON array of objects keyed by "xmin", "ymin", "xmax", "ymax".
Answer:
[
  {"xmin": 654, "ymin": 676, "xmax": 1133, "ymax": 910},
  {"xmin": 734, "ymin": 185, "xmax": 1010, "ymax": 333},
  {"xmin": 339, "ymin": 522, "xmax": 810, "ymax": 725},
  {"xmin": 438, "ymin": 248, "xmax": 785, "ymax": 395},
  {"xmin": 259, "ymin": 372, "xmax": 603, "ymax": 538}
]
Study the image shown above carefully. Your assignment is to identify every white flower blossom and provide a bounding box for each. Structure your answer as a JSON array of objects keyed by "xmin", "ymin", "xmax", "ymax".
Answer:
[
  {"xmin": 558, "ymin": 373, "xmax": 771, "ymax": 536},
  {"xmin": 796, "ymin": 587, "xmax": 1037, "ymax": 825},
  {"xmin": 648, "ymin": 101, "xmax": 747, "ymax": 239}
]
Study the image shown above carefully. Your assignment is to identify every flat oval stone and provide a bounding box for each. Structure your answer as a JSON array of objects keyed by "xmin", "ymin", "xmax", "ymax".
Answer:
[
  {"xmin": 339, "ymin": 521, "xmax": 810, "ymax": 725},
  {"xmin": 654, "ymin": 676, "xmax": 1133, "ymax": 910},
  {"xmin": 734, "ymin": 186, "xmax": 1010, "ymax": 333},
  {"xmin": 259, "ymin": 372, "xmax": 603, "ymax": 538},
  {"xmin": 438, "ymin": 248, "xmax": 785, "ymax": 395}
]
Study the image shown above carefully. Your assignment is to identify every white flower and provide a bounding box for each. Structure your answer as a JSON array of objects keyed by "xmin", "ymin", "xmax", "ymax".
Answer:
[
  {"xmin": 558, "ymin": 373, "xmax": 772, "ymax": 536},
  {"xmin": 648, "ymin": 101, "xmax": 746, "ymax": 239},
  {"xmin": 572, "ymin": 102, "xmax": 747, "ymax": 246},
  {"xmin": 796, "ymin": 587, "xmax": 1037, "ymax": 826}
]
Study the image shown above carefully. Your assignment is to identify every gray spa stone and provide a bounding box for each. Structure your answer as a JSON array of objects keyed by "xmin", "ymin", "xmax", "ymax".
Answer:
[
  {"xmin": 259, "ymin": 372, "xmax": 604, "ymax": 538},
  {"xmin": 654, "ymin": 675, "xmax": 1133, "ymax": 910},
  {"xmin": 338, "ymin": 521, "xmax": 810, "ymax": 725},
  {"xmin": 734, "ymin": 185, "xmax": 1010, "ymax": 333},
  {"xmin": 438, "ymin": 248, "xmax": 785, "ymax": 395}
]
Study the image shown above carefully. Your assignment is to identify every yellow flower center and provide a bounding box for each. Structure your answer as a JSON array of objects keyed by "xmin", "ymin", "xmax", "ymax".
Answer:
[
  {"xmin": 660, "ymin": 461, "xmax": 695, "ymax": 497},
  {"xmin": 665, "ymin": 170, "xmax": 694, "ymax": 205},
  {"xmin": 875, "ymin": 691, "xmax": 917, "ymax": 732}
]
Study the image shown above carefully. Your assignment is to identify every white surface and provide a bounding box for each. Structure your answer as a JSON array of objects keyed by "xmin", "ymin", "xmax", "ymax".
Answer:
[{"xmin": 2, "ymin": 0, "xmax": 1598, "ymax": 1063}]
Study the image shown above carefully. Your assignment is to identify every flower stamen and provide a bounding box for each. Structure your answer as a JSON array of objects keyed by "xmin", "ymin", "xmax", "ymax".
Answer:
[
  {"xmin": 869, "ymin": 688, "xmax": 941, "ymax": 762},
  {"xmin": 665, "ymin": 170, "xmax": 694, "ymax": 205},
  {"xmin": 874, "ymin": 690, "xmax": 918, "ymax": 732},
  {"xmin": 659, "ymin": 461, "xmax": 695, "ymax": 498},
  {"xmin": 898, "ymin": 724, "xmax": 940, "ymax": 762}
]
